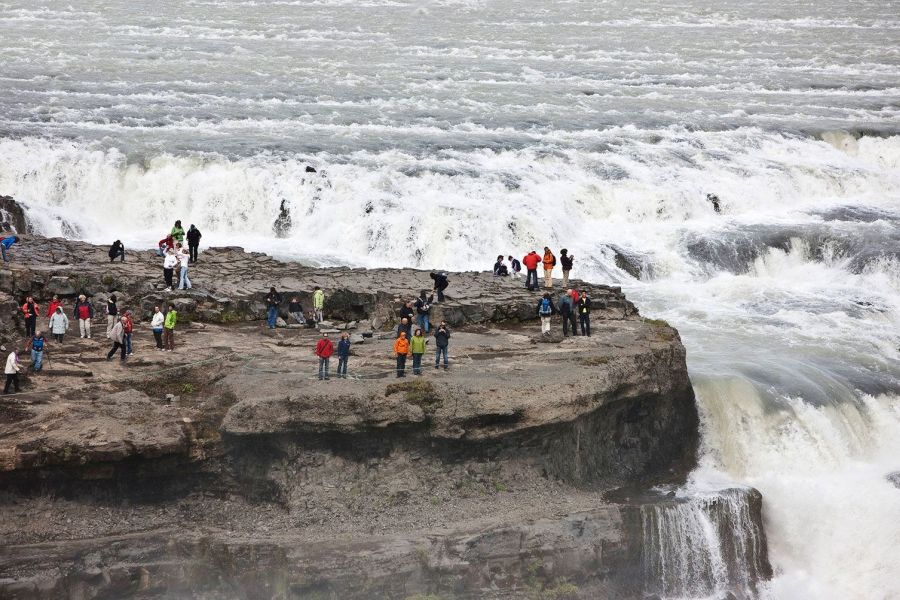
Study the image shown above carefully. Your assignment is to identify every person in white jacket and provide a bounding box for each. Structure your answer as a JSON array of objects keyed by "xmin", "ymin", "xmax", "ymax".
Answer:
[
  {"xmin": 48, "ymin": 306, "xmax": 69, "ymax": 343},
  {"xmin": 150, "ymin": 306, "xmax": 165, "ymax": 350},
  {"xmin": 4, "ymin": 350, "xmax": 21, "ymax": 394},
  {"xmin": 178, "ymin": 248, "xmax": 192, "ymax": 290},
  {"xmin": 163, "ymin": 249, "xmax": 179, "ymax": 291}
]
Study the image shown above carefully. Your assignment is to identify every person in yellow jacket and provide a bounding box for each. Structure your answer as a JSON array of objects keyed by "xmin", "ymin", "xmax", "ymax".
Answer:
[
  {"xmin": 542, "ymin": 247, "xmax": 556, "ymax": 288},
  {"xmin": 163, "ymin": 303, "xmax": 177, "ymax": 351},
  {"xmin": 393, "ymin": 331, "xmax": 411, "ymax": 378},
  {"xmin": 410, "ymin": 328, "xmax": 427, "ymax": 376},
  {"xmin": 313, "ymin": 286, "xmax": 325, "ymax": 323}
]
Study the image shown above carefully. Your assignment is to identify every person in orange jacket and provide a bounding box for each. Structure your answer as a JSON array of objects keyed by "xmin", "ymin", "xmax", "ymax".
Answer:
[
  {"xmin": 315, "ymin": 332, "xmax": 334, "ymax": 381},
  {"xmin": 393, "ymin": 331, "xmax": 411, "ymax": 378},
  {"xmin": 542, "ymin": 247, "xmax": 556, "ymax": 288},
  {"xmin": 522, "ymin": 250, "xmax": 541, "ymax": 291},
  {"xmin": 22, "ymin": 295, "xmax": 39, "ymax": 337}
]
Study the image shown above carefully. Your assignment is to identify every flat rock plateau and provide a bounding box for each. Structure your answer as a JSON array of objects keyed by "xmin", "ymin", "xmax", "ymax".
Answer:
[{"xmin": 0, "ymin": 197, "xmax": 770, "ymax": 600}]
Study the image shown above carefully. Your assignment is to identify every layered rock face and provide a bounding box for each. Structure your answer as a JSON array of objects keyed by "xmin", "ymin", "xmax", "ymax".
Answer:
[{"xmin": 0, "ymin": 206, "xmax": 769, "ymax": 599}]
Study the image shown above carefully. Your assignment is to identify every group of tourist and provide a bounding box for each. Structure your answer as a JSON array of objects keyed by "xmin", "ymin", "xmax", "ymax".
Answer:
[
  {"xmin": 156, "ymin": 220, "xmax": 203, "ymax": 292},
  {"xmin": 264, "ymin": 286, "xmax": 326, "ymax": 329},
  {"xmin": 494, "ymin": 247, "xmax": 575, "ymax": 290}
]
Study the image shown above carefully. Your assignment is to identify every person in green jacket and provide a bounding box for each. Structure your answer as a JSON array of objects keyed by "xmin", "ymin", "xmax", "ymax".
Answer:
[
  {"xmin": 410, "ymin": 328, "xmax": 427, "ymax": 376},
  {"xmin": 313, "ymin": 286, "xmax": 325, "ymax": 323},
  {"xmin": 171, "ymin": 220, "xmax": 185, "ymax": 243},
  {"xmin": 163, "ymin": 303, "xmax": 177, "ymax": 351}
]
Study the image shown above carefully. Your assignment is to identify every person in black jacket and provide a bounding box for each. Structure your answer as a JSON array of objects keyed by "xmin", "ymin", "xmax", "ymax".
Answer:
[
  {"xmin": 399, "ymin": 300, "xmax": 415, "ymax": 324},
  {"xmin": 186, "ymin": 225, "xmax": 202, "ymax": 262},
  {"xmin": 265, "ymin": 287, "xmax": 282, "ymax": 329},
  {"xmin": 434, "ymin": 321, "xmax": 450, "ymax": 369},
  {"xmin": 578, "ymin": 291, "xmax": 592, "ymax": 337},
  {"xmin": 108, "ymin": 240, "xmax": 125, "ymax": 262},
  {"xmin": 558, "ymin": 291, "xmax": 578, "ymax": 337},
  {"xmin": 508, "ymin": 255, "xmax": 522, "ymax": 279},
  {"xmin": 415, "ymin": 290, "xmax": 434, "ymax": 333},
  {"xmin": 430, "ymin": 272, "xmax": 448, "ymax": 302},
  {"xmin": 560, "ymin": 249, "xmax": 574, "ymax": 288}
]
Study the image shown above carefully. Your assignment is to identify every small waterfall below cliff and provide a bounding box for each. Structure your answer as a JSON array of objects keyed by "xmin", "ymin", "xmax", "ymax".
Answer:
[{"xmin": 641, "ymin": 488, "xmax": 770, "ymax": 600}]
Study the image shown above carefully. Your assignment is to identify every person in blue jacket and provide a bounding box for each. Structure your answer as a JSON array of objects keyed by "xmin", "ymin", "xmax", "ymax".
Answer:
[
  {"xmin": 1, "ymin": 235, "xmax": 19, "ymax": 262},
  {"xmin": 336, "ymin": 332, "xmax": 352, "ymax": 378}
]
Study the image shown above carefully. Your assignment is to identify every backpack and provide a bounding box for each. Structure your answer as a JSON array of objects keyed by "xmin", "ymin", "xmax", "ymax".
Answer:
[{"xmin": 539, "ymin": 298, "xmax": 552, "ymax": 316}]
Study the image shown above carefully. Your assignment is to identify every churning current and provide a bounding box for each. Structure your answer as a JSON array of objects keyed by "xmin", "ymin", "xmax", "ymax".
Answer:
[{"xmin": 1, "ymin": 0, "xmax": 899, "ymax": 598}]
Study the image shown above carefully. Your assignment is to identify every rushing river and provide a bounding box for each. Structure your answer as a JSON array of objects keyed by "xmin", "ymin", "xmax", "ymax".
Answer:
[{"xmin": 1, "ymin": 0, "xmax": 898, "ymax": 598}]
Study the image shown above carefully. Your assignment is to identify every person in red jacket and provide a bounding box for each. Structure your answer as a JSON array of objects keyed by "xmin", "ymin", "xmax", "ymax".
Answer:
[
  {"xmin": 522, "ymin": 250, "xmax": 541, "ymax": 291},
  {"xmin": 157, "ymin": 235, "xmax": 174, "ymax": 257},
  {"xmin": 315, "ymin": 332, "xmax": 334, "ymax": 381},
  {"xmin": 22, "ymin": 296, "xmax": 39, "ymax": 337},
  {"xmin": 46, "ymin": 294, "xmax": 62, "ymax": 319}
]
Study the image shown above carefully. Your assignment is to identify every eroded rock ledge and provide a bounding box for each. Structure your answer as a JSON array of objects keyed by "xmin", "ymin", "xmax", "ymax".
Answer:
[{"xmin": 0, "ymin": 215, "xmax": 768, "ymax": 599}]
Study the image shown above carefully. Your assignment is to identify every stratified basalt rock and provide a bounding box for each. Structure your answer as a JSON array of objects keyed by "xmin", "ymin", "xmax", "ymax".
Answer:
[
  {"xmin": 0, "ymin": 195, "xmax": 768, "ymax": 600},
  {"xmin": 0, "ymin": 195, "xmax": 30, "ymax": 234}
]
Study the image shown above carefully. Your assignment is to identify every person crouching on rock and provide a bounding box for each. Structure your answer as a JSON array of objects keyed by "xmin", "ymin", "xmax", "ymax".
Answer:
[
  {"xmin": 108, "ymin": 239, "xmax": 125, "ymax": 262},
  {"xmin": 394, "ymin": 331, "xmax": 411, "ymax": 378},
  {"xmin": 315, "ymin": 332, "xmax": 334, "ymax": 381},
  {"xmin": 430, "ymin": 271, "xmax": 449, "ymax": 302},
  {"xmin": 1, "ymin": 234, "xmax": 19, "ymax": 262},
  {"xmin": 336, "ymin": 332, "xmax": 351, "ymax": 379},
  {"xmin": 493, "ymin": 255, "xmax": 509, "ymax": 276},
  {"xmin": 157, "ymin": 234, "xmax": 174, "ymax": 257},
  {"xmin": 163, "ymin": 303, "xmax": 177, "ymax": 351},
  {"xmin": 49, "ymin": 306, "xmax": 69, "ymax": 343},
  {"xmin": 538, "ymin": 292, "xmax": 556, "ymax": 336},
  {"xmin": 107, "ymin": 316, "xmax": 126, "ymax": 362},
  {"xmin": 289, "ymin": 297, "xmax": 306, "ymax": 325}
]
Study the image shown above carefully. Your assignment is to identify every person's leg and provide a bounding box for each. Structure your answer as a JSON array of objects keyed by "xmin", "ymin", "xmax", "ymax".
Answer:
[
  {"xmin": 107, "ymin": 344, "xmax": 117, "ymax": 359},
  {"xmin": 442, "ymin": 347, "xmax": 449, "ymax": 369},
  {"xmin": 318, "ymin": 357, "xmax": 324, "ymax": 380},
  {"xmin": 412, "ymin": 353, "xmax": 420, "ymax": 375},
  {"xmin": 120, "ymin": 250, "xmax": 125, "ymax": 262},
  {"xmin": 585, "ymin": 315, "xmax": 591, "ymax": 337},
  {"xmin": 267, "ymin": 306, "xmax": 276, "ymax": 328},
  {"xmin": 125, "ymin": 333, "xmax": 132, "ymax": 355},
  {"xmin": 106, "ymin": 315, "xmax": 114, "ymax": 335},
  {"xmin": 423, "ymin": 314, "xmax": 430, "ymax": 333},
  {"xmin": 323, "ymin": 357, "xmax": 330, "ymax": 380},
  {"xmin": 437, "ymin": 289, "xmax": 445, "ymax": 302},
  {"xmin": 30, "ymin": 350, "xmax": 37, "ymax": 370},
  {"xmin": 154, "ymin": 329, "xmax": 163, "ymax": 348},
  {"xmin": 85, "ymin": 319, "xmax": 92, "ymax": 339},
  {"xmin": 562, "ymin": 316, "xmax": 569, "ymax": 337},
  {"xmin": 569, "ymin": 314, "xmax": 577, "ymax": 336},
  {"xmin": 541, "ymin": 316, "xmax": 550, "ymax": 334},
  {"xmin": 163, "ymin": 329, "xmax": 171, "ymax": 350},
  {"xmin": 0, "ymin": 245, "xmax": 6, "ymax": 262},
  {"xmin": 185, "ymin": 271, "xmax": 191, "ymax": 289},
  {"xmin": 3, "ymin": 374, "xmax": 11, "ymax": 394},
  {"xmin": 119, "ymin": 342, "xmax": 126, "ymax": 360}
]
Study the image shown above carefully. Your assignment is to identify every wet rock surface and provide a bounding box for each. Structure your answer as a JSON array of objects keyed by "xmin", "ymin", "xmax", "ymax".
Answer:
[{"xmin": 0, "ymin": 215, "xmax": 767, "ymax": 599}]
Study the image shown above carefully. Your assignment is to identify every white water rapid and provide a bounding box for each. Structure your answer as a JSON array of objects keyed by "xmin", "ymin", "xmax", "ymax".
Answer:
[{"xmin": 1, "ymin": 0, "xmax": 899, "ymax": 598}]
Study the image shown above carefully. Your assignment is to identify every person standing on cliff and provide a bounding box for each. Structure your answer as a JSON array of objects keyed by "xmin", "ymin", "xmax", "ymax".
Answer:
[
  {"xmin": 22, "ymin": 296, "xmax": 39, "ymax": 338},
  {"xmin": 105, "ymin": 295, "xmax": 118, "ymax": 336},
  {"xmin": 410, "ymin": 328, "xmax": 427, "ymax": 376},
  {"xmin": 430, "ymin": 272, "xmax": 449, "ymax": 302},
  {"xmin": 313, "ymin": 286, "xmax": 325, "ymax": 323},
  {"xmin": 186, "ymin": 224, "xmax": 202, "ymax": 263},
  {"xmin": 178, "ymin": 247, "xmax": 192, "ymax": 290},
  {"xmin": 336, "ymin": 332, "xmax": 351, "ymax": 378},
  {"xmin": 557, "ymin": 291, "xmax": 577, "ymax": 337},
  {"xmin": 48, "ymin": 306, "xmax": 69, "ymax": 343},
  {"xmin": 163, "ymin": 303, "xmax": 177, "ymax": 351},
  {"xmin": 122, "ymin": 310, "xmax": 134, "ymax": 356},
  {"xmin": 560, "ymin": 249, "xmax": 574, "ymax": 288},
  {"xmin": 434, "ymin": 321, "xmax": 450, "ymax": 370},
  {"xmin": 522, "ymin": 250, "xmax": 541, "ymax": 291},
  {"xmin": 578, "ymin": 291, "xmax": 592, "ymax": 337},
  {"xmin": 163, "ymin": 248, "xmax": 178, "ymax": 291},
  {"xmin": 74, "ymin": 294, "xmax": 94, "ymax": 339},
  {"xmin": 393, "ymin": 331, "xmax": 411, "ymax": 378},
  {"xmin": 399, "ymin": 300, "xmax": 415, "ymax": 324},
  {"xmin": 538, "ymin": 292, "xmax": 556, "ymax": 336},
  {"xmin": 3, "ymin": 348, "xmax": 21, "ymax": 394},
  {"xmin": 151, "ymin": 306, "xmax": 165, "ymax": 350},
  {"xmin": 171, "ymin": 220, "xmax": 185, "ymax": 244},
  {"xmin": 265, "ymin": 287, "xmax": 282, "ymax": 329},
  {"xmin": 542, "ymin": 247, "xmax": 556, "ymax": 289},
  {"xmin": 108, "ymin": 240, "xmax": 125, "ymax": 262},
  {"xmin": 106, "ymin": 316, "xmax": 126, "ymax": 362},
  {"xmin": 414, "ymin": 290, "xmax": 434, "ymax": 334},
  {"xmin": 315, "ymin": 332, "xmax": 334, "ymax": 380}
]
